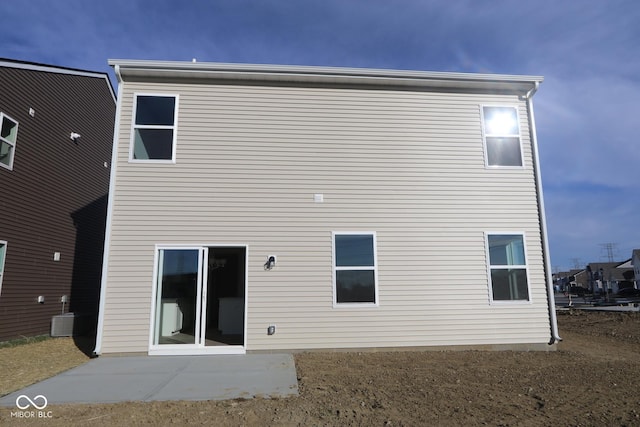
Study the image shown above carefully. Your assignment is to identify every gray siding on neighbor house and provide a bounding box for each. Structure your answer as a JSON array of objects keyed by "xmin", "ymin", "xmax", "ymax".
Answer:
[
  {"xmin": 0, "ymin": 63, "xmax": 115, "ymax": 341},
  {"xmin": 101, "ymin": 78, "xmax": 549, "ymax": 353}
]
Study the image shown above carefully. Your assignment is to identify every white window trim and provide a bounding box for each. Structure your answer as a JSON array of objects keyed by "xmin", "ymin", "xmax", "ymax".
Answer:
[
  {"xmin": 0, "ymin": 112, "xmax": 19, "ymax": 171},
  {"xmin": 480, "ymin": 104, "xmax": 524, "ymax": 169},
  {"xmin": 129, "ymin": 93, "xmax": 179, "ymax": 164},
  {"xmin": 485, "ymin": 231, "xmax": 532, "ymax": 305},
  {"xmin": 332, "ymin": 231, "xmax": 379, "ymax": 308},
  {"xmin": 0, "ymin": 240, "xmax": 7, "ymax": 297}
]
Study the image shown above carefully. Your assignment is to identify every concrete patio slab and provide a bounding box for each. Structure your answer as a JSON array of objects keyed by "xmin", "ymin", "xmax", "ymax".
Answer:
[{"xmin": 0, "ymin": 354, "xmax": 298, "ymax": 406}]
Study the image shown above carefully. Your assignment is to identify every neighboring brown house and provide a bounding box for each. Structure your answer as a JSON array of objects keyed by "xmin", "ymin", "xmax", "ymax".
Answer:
[{"xmin": 0, "ymin": 59, "xmax": 115, "ymax": 341}]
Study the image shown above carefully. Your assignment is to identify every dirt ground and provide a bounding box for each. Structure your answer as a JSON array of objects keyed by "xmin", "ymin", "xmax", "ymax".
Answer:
[{"xmin": 2, "ymin": 310, "xmax": 640, "ymax": 426}]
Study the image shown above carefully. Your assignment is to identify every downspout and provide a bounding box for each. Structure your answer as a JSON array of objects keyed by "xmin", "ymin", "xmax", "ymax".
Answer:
[
  {"xmin": 93, "ymin": 64, "xmax": 124, "ymax": 356},
  {"xmin": 524, "ymin": 82, "xmax": 562, "ymax": 344}
]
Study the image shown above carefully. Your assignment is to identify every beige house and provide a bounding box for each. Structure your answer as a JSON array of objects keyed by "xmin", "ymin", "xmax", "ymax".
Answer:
[{"xmin": 95, "ymin": 60, "xmax": 559, "ymax": 356}]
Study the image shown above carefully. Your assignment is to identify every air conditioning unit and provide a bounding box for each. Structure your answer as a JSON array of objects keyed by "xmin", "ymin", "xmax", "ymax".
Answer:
[{"xmin": 51, "ymin": 313, "xmax": 90, "ymax": 337}]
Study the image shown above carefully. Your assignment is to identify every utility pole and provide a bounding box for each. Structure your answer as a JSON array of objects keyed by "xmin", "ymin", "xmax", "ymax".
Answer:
[{"xmin": 599, "ymin": 243, "xmax": 618, "ymax": 262}]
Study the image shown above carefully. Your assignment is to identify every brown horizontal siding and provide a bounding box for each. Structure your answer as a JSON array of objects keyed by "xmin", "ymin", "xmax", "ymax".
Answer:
[{"xmin": 0, "ymin": 66, "xmax": 114, "ymax": 341}]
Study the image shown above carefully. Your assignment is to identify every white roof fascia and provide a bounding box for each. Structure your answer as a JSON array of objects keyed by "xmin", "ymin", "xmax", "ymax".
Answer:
[{"xmin": 108, "ymin": 59, "xmax": 543, "ymax": 95}]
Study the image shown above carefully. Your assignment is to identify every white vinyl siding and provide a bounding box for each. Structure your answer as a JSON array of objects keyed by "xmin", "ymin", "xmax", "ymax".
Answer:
[{"xmin": 100, "ymin": 81, "xmax": 549, "ymax": 353}]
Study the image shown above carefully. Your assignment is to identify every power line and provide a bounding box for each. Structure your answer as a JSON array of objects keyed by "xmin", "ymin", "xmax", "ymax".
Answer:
[
  {"xmin": 570, "ymin": 258, "xmax": 583, "ymax": 269},
  {"xmin": 599, "ymin": 243, "xmax": 618, "ymax": 262}
]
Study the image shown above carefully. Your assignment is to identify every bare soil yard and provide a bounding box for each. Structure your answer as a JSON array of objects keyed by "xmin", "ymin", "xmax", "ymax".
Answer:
[{"xmin": 2, "ymin": 310, "xmax": 640, "ymax": 426}]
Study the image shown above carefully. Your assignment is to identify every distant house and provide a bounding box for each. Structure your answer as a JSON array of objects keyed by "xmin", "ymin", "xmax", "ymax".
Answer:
[
  {"xmin": 579, "ymin": 261, "xmax": 634, "ymax": 294},
  {"xmin": 612, "ymin": 260, "xmax": 634, "ymax": 292},
  {"xmin": 0, "ymin": 59, "xmax": 115, "ymax": 341},
  {"xmin": 633, "ymin": 250, "xmax": 640, "ymax": 289},
  {"xmin": 95, "ymin": 60, "xmax": 559, "ymax": 356},
  {"xmin": 553, "ymin": 269, "xmax": 583, "ymax": 291}
]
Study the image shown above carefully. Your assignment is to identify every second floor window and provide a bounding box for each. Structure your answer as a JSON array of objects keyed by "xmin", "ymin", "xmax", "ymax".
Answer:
[
  {"xmin": 131, "ymin": 95, "xmax": 178, "ymax": 162},
  {"xmin": 0, "ymin": 113, "xmax": 19, "ymax": 170},
  {"xmin": 482, "ymin": 106, "xmax": 523, "ymax": 167}
]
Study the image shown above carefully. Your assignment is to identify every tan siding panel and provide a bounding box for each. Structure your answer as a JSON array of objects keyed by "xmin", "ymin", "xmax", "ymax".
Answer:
[{"xmin": 100, "ymin": 81, "xmax": 550, "ymax": 353}]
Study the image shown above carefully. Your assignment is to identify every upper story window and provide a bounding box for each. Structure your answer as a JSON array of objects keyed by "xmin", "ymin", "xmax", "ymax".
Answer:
[
  {"xmin": 486, "ymin": 233, "xmax": 530, "ymax": 302},
  {"xmin": 130, "ymin": 95, "xmax": 178, "ymax": 162},
  {"xmin": 481, "ymin": 106, "xmax": 523, "ymax": 167},
  {"xmin": 0, "ymin": 113, "xmax": 19, "ymax": 170},
  {"xmin": 333, "ymin": 232, "xmax": 378, "ymax": 307}
]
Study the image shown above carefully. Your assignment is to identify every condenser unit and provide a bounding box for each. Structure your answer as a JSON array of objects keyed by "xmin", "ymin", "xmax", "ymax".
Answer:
[{"xmin": 51, "ymin": 313, "xmax": 90, "ymax": 337}]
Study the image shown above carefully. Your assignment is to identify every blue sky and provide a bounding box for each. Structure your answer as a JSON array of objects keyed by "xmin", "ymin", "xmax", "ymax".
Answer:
[{"xmin": 2, "ymin": 0, "xmax": 638, "ymax": 271}]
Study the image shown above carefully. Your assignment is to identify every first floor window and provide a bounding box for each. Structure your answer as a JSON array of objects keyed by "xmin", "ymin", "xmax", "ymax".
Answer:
[
  {"xmin": 0, "ymin": 113, "xmax": 19, "ymax": 170},
  {"xmin": 131, "ymin": 94, "xmax": 177, "ymax": 161},
  {"xmin": 333, "ymin": 232, "xmax": 378, "ymax": 305},
  {"xmin": 0, "ymin": 241, "xmax": 6, "ymax": 295},
  {"xmin": 487, "ymin": 233, "xmax": 530, "ymax": 302}
]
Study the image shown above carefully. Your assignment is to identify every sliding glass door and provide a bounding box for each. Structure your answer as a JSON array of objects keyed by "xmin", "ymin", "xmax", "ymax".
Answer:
[
  {"xmin": 150, "ymin": 246, "xmax": 247, "ymax": 355},
  {"xmin": 153, "ymin": 248, "xmax": 204, "ymax": 347}
]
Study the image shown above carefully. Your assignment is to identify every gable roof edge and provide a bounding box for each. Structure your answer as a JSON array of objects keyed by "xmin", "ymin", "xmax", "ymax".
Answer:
[{"xmin": 0, "ymin": 58, "xmax": 116, "ymax": 103}]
